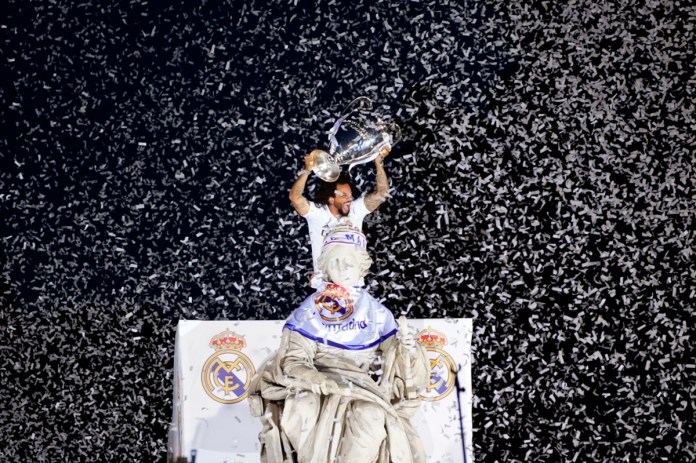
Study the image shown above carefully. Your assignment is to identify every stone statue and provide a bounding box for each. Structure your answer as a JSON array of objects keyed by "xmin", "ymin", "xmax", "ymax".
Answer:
[{"xmin": 248, "ymin": 224, "xmax": 429, "ymax": 463}]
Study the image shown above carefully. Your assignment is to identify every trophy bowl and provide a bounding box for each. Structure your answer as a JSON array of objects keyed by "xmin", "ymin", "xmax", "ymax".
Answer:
[
  {"xmin": 312, "ymin": 97, "xmax": 401, "ymax": 182},
  {"xmin": 312, "ymin": 150, "xmax": 341, "ymax": 183}
]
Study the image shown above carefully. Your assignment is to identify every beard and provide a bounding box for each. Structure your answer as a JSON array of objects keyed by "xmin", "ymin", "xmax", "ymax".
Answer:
[{"xmin": 336, "ymin": 201, "xmax": 351, "ymax": 217}]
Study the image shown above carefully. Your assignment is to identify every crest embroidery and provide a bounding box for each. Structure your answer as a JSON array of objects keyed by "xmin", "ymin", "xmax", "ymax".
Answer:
[
  {"xmin": 201, "ymin": 329, "xmax": 256, "ymax": 404},
  {"xmin": 417, "ymin": 327, "xmax": 457, "ymax": 401}
]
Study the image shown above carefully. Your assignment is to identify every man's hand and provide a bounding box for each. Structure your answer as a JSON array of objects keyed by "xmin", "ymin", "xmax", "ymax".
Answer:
[
  {"xmin": 375, "ymin": 146, "xmax": 390, "ymax": 166},
  {"xmin": 305, "ymin": 150, "xmax": 320, "ymax": 172}
]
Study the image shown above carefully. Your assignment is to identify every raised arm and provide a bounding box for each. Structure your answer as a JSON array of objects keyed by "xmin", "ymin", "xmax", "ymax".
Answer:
[
  {"xmin": 289, "ymin": 151, "xmax": 318, "ymax": 216},
  {"xmin": 364, "ymin": 147, "xmax": 391, "ymax": 212}
]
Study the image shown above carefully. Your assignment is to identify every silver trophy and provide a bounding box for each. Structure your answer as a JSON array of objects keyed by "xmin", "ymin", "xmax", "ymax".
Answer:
[{"xmin": 312, "ymin": 97, "xmax": 401, "ymax": 182}]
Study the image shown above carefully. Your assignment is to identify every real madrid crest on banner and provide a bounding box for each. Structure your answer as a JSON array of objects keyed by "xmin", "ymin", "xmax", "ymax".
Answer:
[
  {"xmin": 201, "ymin": 329, "xmax": 256, "ymax": 404},
  {"xmin": 417, "ymin": 327, "xmax": 457, "ymax": 401},
  {"xmin": 314, "ymin": 283, "xmax": 355, "ymax": 322}
]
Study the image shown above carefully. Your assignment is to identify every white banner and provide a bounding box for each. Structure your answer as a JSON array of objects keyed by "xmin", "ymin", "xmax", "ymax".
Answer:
[{"xmin": 168, "ymin": 318, "xmax": 473, "ymax": 463}]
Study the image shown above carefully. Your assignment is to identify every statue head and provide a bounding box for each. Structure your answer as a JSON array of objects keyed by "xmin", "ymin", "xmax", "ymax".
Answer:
[{"xmin": 317, "ymin": 224, "xmax": 372, "ymax": 287}]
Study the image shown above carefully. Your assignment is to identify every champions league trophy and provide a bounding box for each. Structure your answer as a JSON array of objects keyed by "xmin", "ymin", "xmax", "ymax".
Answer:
[{"xmin": 312, "ymin": 96, "xmax": 402, "ymax": 182}]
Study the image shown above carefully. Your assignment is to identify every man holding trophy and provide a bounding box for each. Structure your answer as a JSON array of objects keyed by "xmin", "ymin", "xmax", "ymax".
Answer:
[
  {"xmin": 288, "ymin": 97, "xmax": 400, "ymax": 288},
  {"xmin": 248, "ymin": 98, "xmax": 427, "ymax": 462}
]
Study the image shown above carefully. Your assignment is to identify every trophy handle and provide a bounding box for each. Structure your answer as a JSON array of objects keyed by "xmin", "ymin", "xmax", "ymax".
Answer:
[
  {"xmin": 386, "ymin": 122, "xmax": 401, "ymax": 145},
  {"xmin": 340, "ymin": 96, "xmax": 372, "ymax": 118},
  {"xmin": 329, "ymin": 97, "xmax": 374, "ymax": 156}
]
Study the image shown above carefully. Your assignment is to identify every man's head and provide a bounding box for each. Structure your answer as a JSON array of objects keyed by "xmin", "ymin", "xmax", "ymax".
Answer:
[
  {"xmin": 317, "ymin": 225, "xmax": 372, "ymax": 287},
  {"xmin": 313, "ymin": 172, "xmax": 358, "ymax": 218},
  {"xmin": 330, "ymin": 183, "xmax": 353, "ymax": 217}
]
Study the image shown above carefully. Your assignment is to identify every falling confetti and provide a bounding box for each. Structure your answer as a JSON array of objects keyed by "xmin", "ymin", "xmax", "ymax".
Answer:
[{"xmin": 1, "ymin": 0, "xmax": 693, "ymax": 461}]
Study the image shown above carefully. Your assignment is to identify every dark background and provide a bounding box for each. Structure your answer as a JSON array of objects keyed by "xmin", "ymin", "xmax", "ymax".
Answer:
[{"xmin": 1, "ymin": 0, "xmax": 693, "ymax": 461}]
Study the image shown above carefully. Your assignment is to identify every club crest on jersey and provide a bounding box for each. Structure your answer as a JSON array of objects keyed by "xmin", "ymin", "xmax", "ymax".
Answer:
[
  {"xmin": 201, "ymin": 329, "xmax": 256, "ymax": 404},
  {"xmin": 314, "ymin": 283, "xmax": 354, "ymax": 322},
  {"xmin": 417, "ymin": 327, "xmax": 457, "ymax": 401}
]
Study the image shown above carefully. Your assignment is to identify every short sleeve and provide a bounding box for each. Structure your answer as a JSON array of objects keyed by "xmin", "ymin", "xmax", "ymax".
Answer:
[
  {"xmin": 350, "ymin": 195, "xmax": 370, "ymax": 222},
  {"xmin": 301, "ymin": 200, "xmax": 321, "ymax": 219},
  {"xmin": 380, "ymin": 307, "xmax": 398, "ymax": 337},
  {"xmin": 370, "ymin": 298, "xmax": 398, "ymax": 339}
]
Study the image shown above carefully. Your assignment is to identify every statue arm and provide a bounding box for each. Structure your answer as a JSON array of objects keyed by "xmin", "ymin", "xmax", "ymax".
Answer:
[
  {"xmin": 398, "ymin": 318, "xmax": 430, "ymax": 392},
  {"xmin": 378, "ymin": 329, "xmax": 429, "ymax": 400},
  {"xmin": 279, "ymin": 330, "xmax": 317, "ymax": 376},
  {"xmin": 280, "ymin": 330, "xmax": 340, "ymax": 395},
  {"xmin": 409, "ymin": 342, "xmax": 430, "ymax": 391},
  {"xmin": 364, "ymin": 147, "xmax": 390, "ymax": 212}
]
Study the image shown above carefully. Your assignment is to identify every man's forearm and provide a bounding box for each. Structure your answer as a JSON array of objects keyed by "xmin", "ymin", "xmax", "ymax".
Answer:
[
  {"xmin": 364, "ymin": 162, "xmax": 389, "ymax": 212},
  {"xmin": 374, "ymin": 162, "xmax": 389, "ymax": 197},
  {"xmin": 289, "ymin": 171, "xmax": 311, "ymax": 213},
  {"xmin": 290, "ymin": 171, "xmax": 309, "ymax": 200}
]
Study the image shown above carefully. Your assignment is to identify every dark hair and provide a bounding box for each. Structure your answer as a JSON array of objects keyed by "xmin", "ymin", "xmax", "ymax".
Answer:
[{"xmin": 312, "ymin": 171, "xmax": 359, "ymax": 206}]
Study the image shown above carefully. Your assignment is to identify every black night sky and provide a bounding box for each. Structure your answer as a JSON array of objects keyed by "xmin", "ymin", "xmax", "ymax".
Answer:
[{"xmin": 1, "ymin": 1, "xmax": 693, "ymax": 461}]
